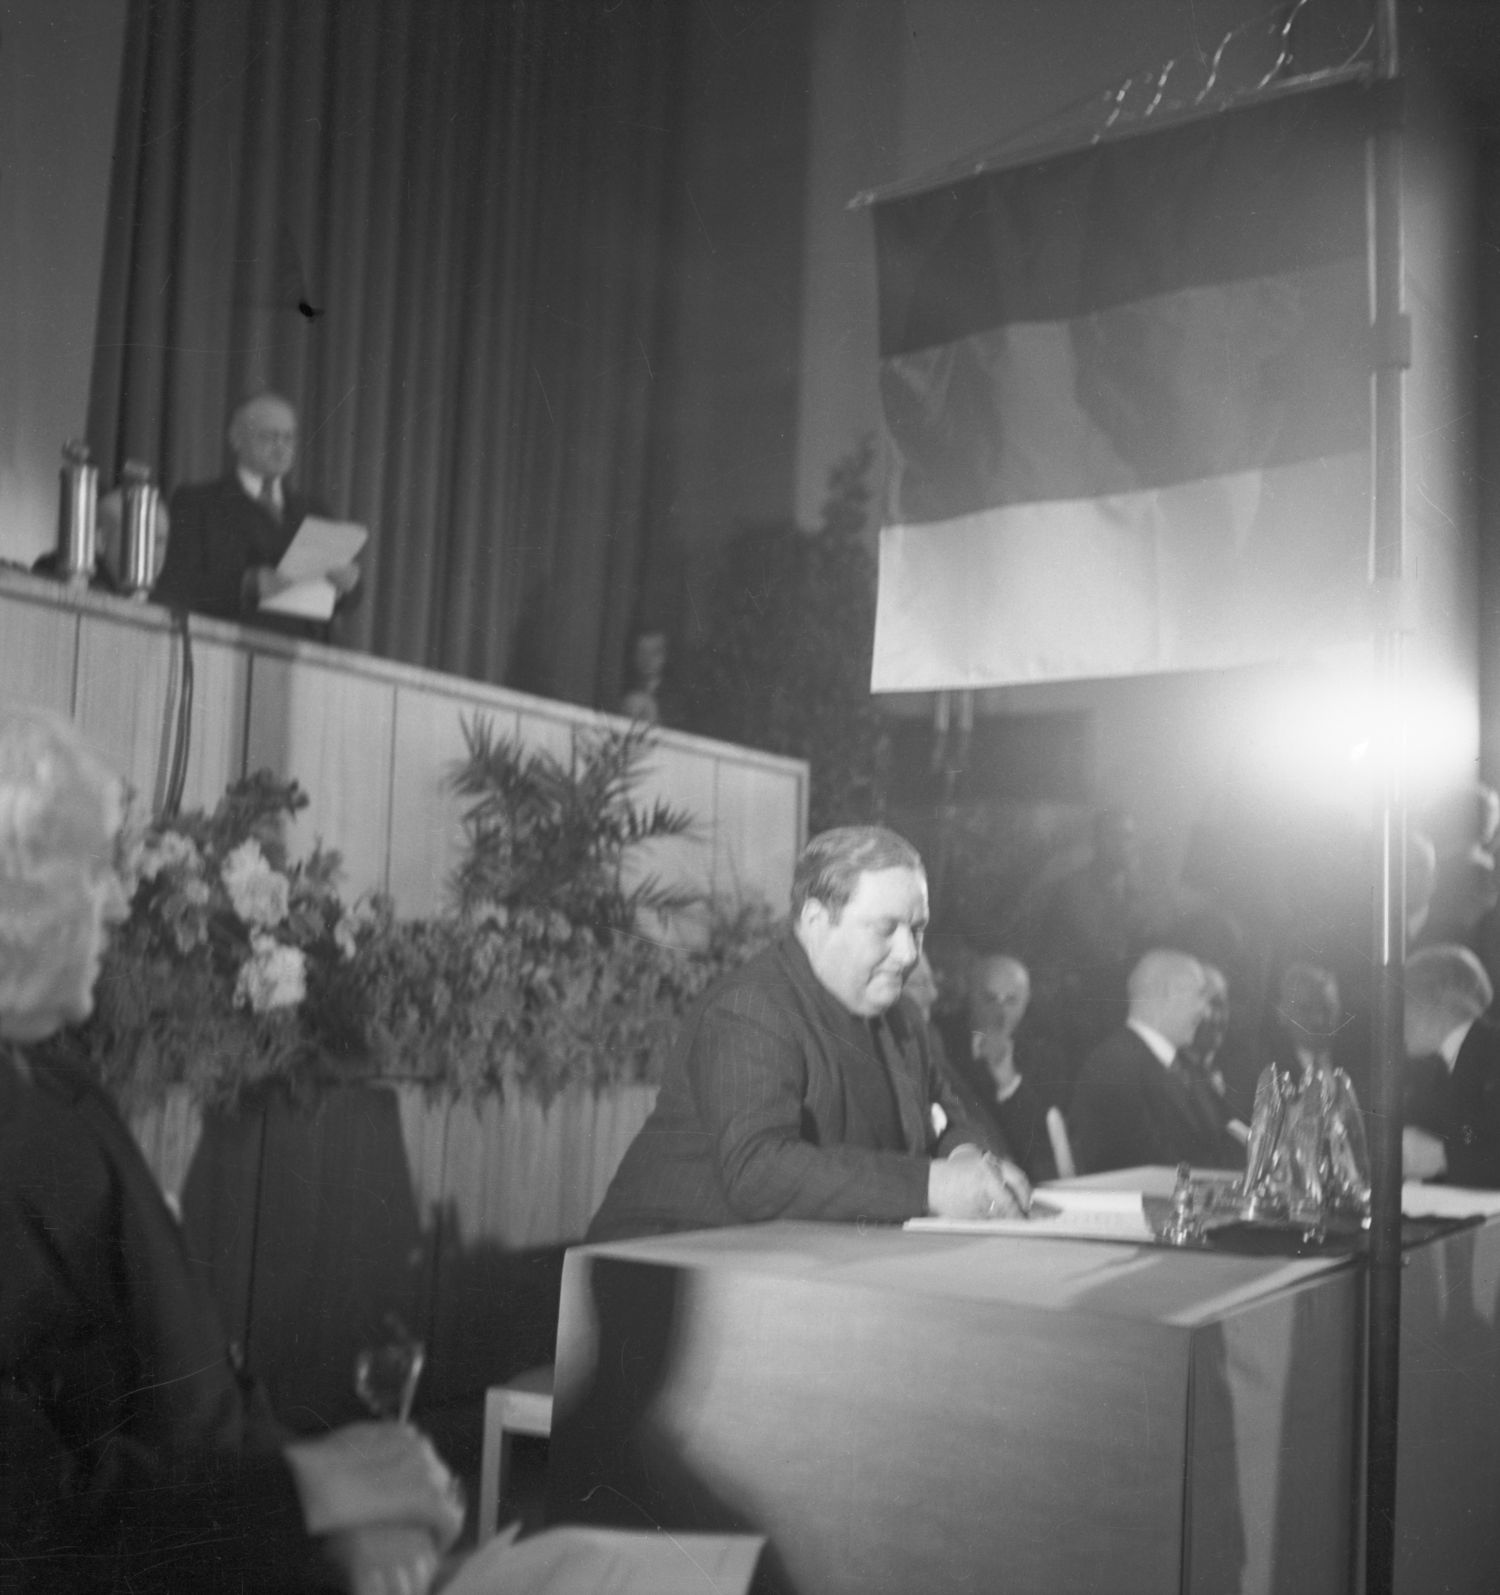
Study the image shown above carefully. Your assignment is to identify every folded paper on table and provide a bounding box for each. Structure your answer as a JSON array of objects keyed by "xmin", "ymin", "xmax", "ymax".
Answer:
[
  {"xmin": 439, "ymin": 1526, "xmax": 765, "ymax": 1595},
  {"xmin": 1401, "ymin": 1181, "xmax": 1500, "ymax": 1220},
  {"xmin": 906, "ymin": 1186, "xmax": 1155, "ymax": 1241}
]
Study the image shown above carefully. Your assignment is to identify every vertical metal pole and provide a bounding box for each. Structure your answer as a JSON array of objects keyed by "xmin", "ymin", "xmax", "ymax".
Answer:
[{"xmin": 1365, "ymin": 1, "xmax": 1408, "ymax": 1590}]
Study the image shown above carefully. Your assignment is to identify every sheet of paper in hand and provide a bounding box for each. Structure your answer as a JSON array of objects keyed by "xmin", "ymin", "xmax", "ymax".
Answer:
[{"xmin": 261, "ymin": 516, "xmax": 368, "ymax": 619}]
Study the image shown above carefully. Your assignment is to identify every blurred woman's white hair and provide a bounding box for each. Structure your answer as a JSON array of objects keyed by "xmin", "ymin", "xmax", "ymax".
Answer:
[{"xmin": 0, "ymin": 706, "xmax": 118, "ymax": 1019}]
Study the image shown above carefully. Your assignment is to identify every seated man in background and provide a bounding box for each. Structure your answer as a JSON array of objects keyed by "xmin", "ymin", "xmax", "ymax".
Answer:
[
  {"xmin": 0, "ymin": 707, "xmax": 461, "ymax": 1593},
  {"xmin": 587, "ymin": 826, "xmax": 1030, "ymax": 1242},
  {"xmin": 900, "ymin": 949, "xmax": 951, "ymax": 1070},
  {"xmin": 1403, "ymin": 943, "xmax": 1500, "ymax": 1188},
  {"xmin": 1070, "ymin": 948, "xmax": 1246, "ymax": 1175},
  {"xmin": 1176, "ymin": 961, "xmax": 1250, "ymax": 1148},
  {"xmin": 153, "ymin": 391, "xmax": 360, "ymax": 641},
  {"xmin": 950, "ymin": 953, "xmax": 1066, "ymax": 1186}
]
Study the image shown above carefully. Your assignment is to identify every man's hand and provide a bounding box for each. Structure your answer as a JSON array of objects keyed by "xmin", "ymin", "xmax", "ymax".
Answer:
[
  {"xmin": 253, "ymin": 565, "xmax": 297, "ymax": 600},
  {"xmin": 928, "ymin": 1146, "xmax": 1030, "ymax": 1219},
  {"xmin": 326, "ymin": 562, "xmax": 361, "ymax": 597},
  {"xmin": 283, "ymin": 1422, "xmax": 465, "ymax": 1550},
  {"xmin": 1403, "ymin": 1125, "xmax": 1448, "ymax": 1182},
  {"xmin": 322, "ymin": 1524, "xmax": 440, "ymax": 1595}
]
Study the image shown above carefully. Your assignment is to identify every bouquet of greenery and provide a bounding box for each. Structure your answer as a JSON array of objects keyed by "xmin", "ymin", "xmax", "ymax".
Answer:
[{"xmin": 346, "ymin": 896, "xmax": 778, "ymax": 1104}]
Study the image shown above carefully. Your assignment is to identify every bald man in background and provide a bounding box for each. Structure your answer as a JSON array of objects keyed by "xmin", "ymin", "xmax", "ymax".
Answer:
[
  {"xmin": 1070, "ymin": 948, "xmax": 1247, "ymax": 1174},
  {"xmin": 1403, "ymin": 943, "xmax": 1500, "ymax": 1188}
]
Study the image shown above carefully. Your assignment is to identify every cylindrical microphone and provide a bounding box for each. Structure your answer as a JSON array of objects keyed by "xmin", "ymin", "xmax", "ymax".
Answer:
[
  {"xmin": 58, "ymin": 440, "xmax": 98, "ymax": 584},
  {"xmin": 119, "ymin": 459, "xmax": 161, "ymax": 598}
]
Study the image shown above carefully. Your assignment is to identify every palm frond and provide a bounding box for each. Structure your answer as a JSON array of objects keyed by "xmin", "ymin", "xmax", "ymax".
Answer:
[{"xmin": 446, "ymin": 711, "xmax": 702, "ymax": 930}]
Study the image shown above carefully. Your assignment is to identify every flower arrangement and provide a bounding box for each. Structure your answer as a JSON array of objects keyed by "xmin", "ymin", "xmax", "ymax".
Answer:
[
  {"xmin": 49, "ymin": 771, "xmax": 374, "ymax": 1111},
  {"xmin": 350, "ymin": 717, "xmax": 776, "ymax": 1103},
  {"xmin": 56, "ymin": 723, "xmax": 778, "ymax": 1112}
]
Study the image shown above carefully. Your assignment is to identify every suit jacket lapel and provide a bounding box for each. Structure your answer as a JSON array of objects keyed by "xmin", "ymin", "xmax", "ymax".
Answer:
[
  {"xmin": 878, "ymin": 1004, "xmax": 929, "ymax": 1153},
  {"xmin": 1145, "ymin": 1045, "xmax": 1208, "ymax": 1153}
]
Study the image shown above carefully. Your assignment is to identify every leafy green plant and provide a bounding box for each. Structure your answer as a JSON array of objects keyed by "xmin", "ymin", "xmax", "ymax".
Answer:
[
  {"xmin": 63, "ymin": 730, "xmax": 779, "ymax": 1112},
  {"xmin": 448, "ymin": 715, "xmax": 698, "ymax": 929},
  {"xmin": 346, "ymin": 896, "xmax": 777, "ymax": 1105},
  {"xmin": 685, "ymin": 438, "xmax": 886, "ymax": 832}
]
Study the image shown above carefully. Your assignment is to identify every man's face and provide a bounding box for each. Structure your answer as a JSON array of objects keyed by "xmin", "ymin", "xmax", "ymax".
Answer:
[
  {"xmin": 801, "ymin": 866, "xmax": 928, "ymax": 1018},
  {"xmin": 633, "ymin": 631, "xmax": 668, "ymax": 680},
  {"xmin": 1164, "ymin": 962, "xmax": 1211, "ymax": 1049},
  {"xmin": 230, "ymin": 397, "xmax": 298, "ymax": 481},
  {"xmin": 1403, "ymin": 997, "xmax": 1445, "ymax": 1060},
  {"xmin": 1191, "ymin": 967, "xmax": 1229, "ymax": 1056},
  {"xmin": 971, "ymin": 959, "xmax": 1029, "ymax": 1042}
]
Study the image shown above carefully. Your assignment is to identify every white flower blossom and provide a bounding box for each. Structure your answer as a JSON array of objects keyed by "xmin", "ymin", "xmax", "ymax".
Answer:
[
  {"xmin": 139, "ymin": 830, "xmax": 202, "ymax": 882},
  {"xmin": 234, "ymin": 934, "xmax": 307, "ymax": 1013},
  {"xmin": 334, "ymin": 914, "xmax": 359, "ymax": 962},
  {"xmin": 221, "ymin": 840, "xmax": 290, "ymax": 928}
]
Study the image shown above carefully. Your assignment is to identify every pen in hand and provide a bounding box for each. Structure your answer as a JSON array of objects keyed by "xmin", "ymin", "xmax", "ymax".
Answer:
[{"xmin": 982, "ymin": 1151, "xmax": 1033, "ymax": 1218}]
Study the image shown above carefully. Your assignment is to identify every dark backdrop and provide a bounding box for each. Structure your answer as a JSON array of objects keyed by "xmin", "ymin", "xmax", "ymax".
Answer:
[{"xmin": 88, "ymin": 0, "xmax": 695, "ymax": 708}]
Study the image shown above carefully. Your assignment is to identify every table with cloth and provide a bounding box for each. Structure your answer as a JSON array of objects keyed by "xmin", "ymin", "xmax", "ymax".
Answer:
[{"xmin": 548, "ymin": 1170, "xmax": 1500, "ymax": 1595}]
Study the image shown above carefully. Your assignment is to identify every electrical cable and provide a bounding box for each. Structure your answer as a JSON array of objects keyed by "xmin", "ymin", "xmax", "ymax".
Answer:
[{"xmin": 162, "ymin": 608, "xmax": 194, "ymax": 818}]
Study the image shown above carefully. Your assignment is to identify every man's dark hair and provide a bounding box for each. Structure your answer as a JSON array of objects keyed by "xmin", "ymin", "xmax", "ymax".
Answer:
[{"xmin": 790, "ymin": 826, "xmax": 923, "ymax": 921}]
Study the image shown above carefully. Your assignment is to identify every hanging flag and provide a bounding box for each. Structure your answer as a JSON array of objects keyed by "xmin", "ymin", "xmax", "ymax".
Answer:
[{"xmin": 870, "ymin": 80, "xmax": 1373, "ymax": 691}]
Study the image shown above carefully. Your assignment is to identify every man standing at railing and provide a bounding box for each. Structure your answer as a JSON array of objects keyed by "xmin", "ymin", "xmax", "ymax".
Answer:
[
  {"xmin": 152, "ymin": 392, "xmax": 360, "ymax": 642},
  {"xmin": 588, "ymin": 825, "xmax": 1030, "ymax": 1241}
]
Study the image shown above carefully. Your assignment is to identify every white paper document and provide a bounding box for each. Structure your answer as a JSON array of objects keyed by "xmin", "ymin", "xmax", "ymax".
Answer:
[
  {"xmin": 906, "ymin": 1186, "xmax": 1156, "ymax": 1242},
  {"xmin": 1401, "ymin": 1181, "xmax": 1500, "ymax": 1220},
  {"xmin": 260, "ymin": 516, "xmax": 367, "ymax": 620},
  {"xmin": 259, "ymin": 578, "xmax": 339, "ymax": 620},
  {"xmin": 438, "ymin": 1525, "xmax": 765, "ymax": 1595}
]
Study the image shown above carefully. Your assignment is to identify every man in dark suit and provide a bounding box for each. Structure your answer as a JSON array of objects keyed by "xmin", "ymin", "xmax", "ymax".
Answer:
[
  {"xmin": 587, "ymin": 826, "xmax": 1030, "ymax": 1242},
  {"xmin": 152, "ymin": 392, "xmax": 360, "ymax": 640},
  {"xmin": 1070, "ymin": 948, "xmax": 1246, "ymax": 1175},
  {"xmin": 945, "ymin": 953, "xmax": 1068, "ymax": 1185},
  {"xmin": 1403, "ymin": 943, "xmax": 1500, "ymax": 1188}
]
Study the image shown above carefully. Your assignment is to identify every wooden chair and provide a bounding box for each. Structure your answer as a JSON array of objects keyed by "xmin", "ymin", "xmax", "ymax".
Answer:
[{"xmin": 477, "ymin": 1364, "xmax": 555, "ymax": 1543}]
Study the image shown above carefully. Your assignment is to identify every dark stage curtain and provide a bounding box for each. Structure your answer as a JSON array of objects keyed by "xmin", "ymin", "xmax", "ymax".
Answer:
[{"xmin": 88, "ymin": 0, "xmax": 688, "ymax": 707}]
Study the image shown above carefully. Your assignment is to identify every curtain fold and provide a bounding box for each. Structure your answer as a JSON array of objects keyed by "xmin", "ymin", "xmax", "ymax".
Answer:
[{"xmin": 88, "ymin": 0, "xmax": 689, "ymax": 709}]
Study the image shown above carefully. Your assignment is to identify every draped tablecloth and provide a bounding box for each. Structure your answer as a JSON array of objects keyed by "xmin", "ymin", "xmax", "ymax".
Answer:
[
  {"xmin": 550, "ymin": 1213, "xmax": 1360, "ymax": 1594},
  {"xmin": 550, "ymin": 1179, "xmax": 1500, "ymax": 1595}
]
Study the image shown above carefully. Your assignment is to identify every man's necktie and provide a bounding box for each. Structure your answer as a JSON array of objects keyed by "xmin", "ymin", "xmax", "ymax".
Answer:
[
  {"xmin": 258, "ymin": 476, "xmax": 282, "ymax": 522},
  {"xmin": 1172, "ymin": 1055, "xmax": 1227, "ymax": 1144}
]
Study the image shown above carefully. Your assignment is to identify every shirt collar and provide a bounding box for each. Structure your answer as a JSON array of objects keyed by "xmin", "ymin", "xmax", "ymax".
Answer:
[
  {"xmin": 1439, "ymin": 1018, "xmax": 1476, "ymax": 1071},
  {"xmin": 1126, "ymin": 1016, "xmax": 1177, "ymax": 1068},
  {"xmin": 237, "ymin": 466, "xmax": 281, "ymax": 508}
]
